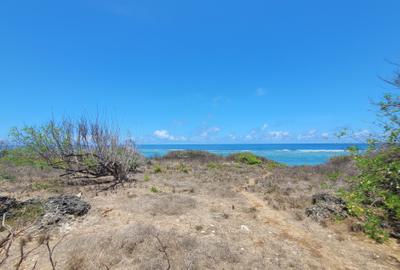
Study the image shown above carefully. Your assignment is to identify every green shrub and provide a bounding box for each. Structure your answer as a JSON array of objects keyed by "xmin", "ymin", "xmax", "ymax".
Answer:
[
  {"xmin": 144, "ymin": 174, "xmax": 150, "ymax": 182},
  {"xmin": 339, "ymin": 68, "xmax": 400, "ymax": 242},
  {"xmin": 264, "ymin": 161, "xmax": 284, "ymax": 170},
  {"xmin": 0, "ymin": 147, "xmax": 48, "ymax": 169},
  {"xmin": 177, "ymin": 163, "xmax": 189, "ymax": 173},
  {"xmin": 162, "ymin": 150, "xmax": 221, "ymax": 162},
  {"xmin": 153, "ymin": 165, "xmax": 162, "ymax": 173},
  {"xmin": 150, "ymin": 186, "xmax": 159, "ymax": 193},
  {"xmin": 0, "ymin": 171, "xmax": 15, "ymax": 181},
  {"xmin": 232, "ymin": 152, "xmax": 262, "ymax": 165},
  {"xmin": 207, "ymin": 162, "xmax": 222, "ymax": 169},
  {"xmin": 327, "ymin": 171, "xmax": 341, "ymax": 181},
  {"xmin": 363, "ymin": 214, "xmax": 389, "ymax": 243},
  {"xmin": 31, "ymin": 182, "xmax": 50, "ymax": 191},
  {"xmin": 320, "ymin": 182, "xmax": 331, "ymax": 190},
  {"xmin": 341, "ymin": 147, "xmax": 400, "ymax": 241},
  {"xmin": 2, "ymin": 202, "xmax": 44, "ymax": 230}
]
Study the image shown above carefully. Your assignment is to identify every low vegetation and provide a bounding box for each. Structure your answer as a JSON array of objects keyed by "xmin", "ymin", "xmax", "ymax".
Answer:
[
  {"xmin": 1, "ymin": 202, "xmax": 44, "ymax": 230},
  {"xmin": 0, "ymin": 147, "xmax": 48, "ymax": 169},
  {"xmin": 229, "ymin": 152, "xmax": 263, "ymax": 165},
  {"xmin": 339, "ymin": 68, "xmax": 400, "ymax": 242},
  {"xmin": 10, "ymin": 117, "xmax": 142, "ymax": 188},
  {"xmin": 161, "ymin": 150, "xmax": 222, "ymax": 162},
  {"xmin": 150, "ymin": 186, "xmax": 160, "ymax": 193},
  {"xmin": 153, "ymin": 164, "xmax": 162, "ymax": 174}
]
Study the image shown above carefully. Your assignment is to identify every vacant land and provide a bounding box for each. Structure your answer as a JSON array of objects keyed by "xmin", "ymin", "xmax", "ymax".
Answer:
[{"xmin": 0, "ymin": 152, "xmax": 399, "ymax": 270}]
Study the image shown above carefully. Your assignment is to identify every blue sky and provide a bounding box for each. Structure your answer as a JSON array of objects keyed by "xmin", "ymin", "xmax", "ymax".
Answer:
[{"xmin": 0, "ymin": 0, "xmax": 399, "ymax": 143}]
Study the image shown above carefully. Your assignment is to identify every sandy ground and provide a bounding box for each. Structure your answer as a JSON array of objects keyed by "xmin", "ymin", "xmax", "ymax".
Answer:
[{"xmin": 1, "ymin": 159, "xmax": 399, "ymax": 269}]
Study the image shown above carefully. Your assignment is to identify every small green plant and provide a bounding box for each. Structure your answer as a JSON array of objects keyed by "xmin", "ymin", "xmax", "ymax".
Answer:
[
  {"xmin": 2, "ymin": 203, "xmax": 44, "ymax": 230},
  {"xmin": 0, "ymin": 171, "xmax": 16, "ymax": 181},
  {"xmin": 31, "ymin": 182, "xmax": 50, "ymax": 191},
  {"xmin": 233, "ymin": 152, "xmax": 262, "ymax": 165},
  {"xmin": 0, "ymin": 147, "xmax": 49, "ymax": 169},
  {"xmin": 195, "ymin": 225, "xmax": 204, "ymax": 231},
  {"xmin": 327, "ymin": 171, "xmax": 341, "ymax": 181},
  {"xmin": 150, "ymin": 186, "xmax": 159, "ymax": 193},
  {"xmin": 177, "ymin": 163, "xmax": 189, "ymax": 173},
  {"xmin": 153, "ymin": 165, "xmax": 162, "ymax": 173},
  {"xmin": 207, "ymin": 162, "xmax": 221, "ymax": 169},
  {"xmin": 144, "ymin": 174, "xmax": 150, "ymax": 182},
  {"xmin": 264, "ymin": 161, "xmax": 284, "ymax": 170},
  {"xmin": 363, "ymin": 214, "xmax": 389, "ymax": 243},
  {"xmin": 320, "ymin": 182, "xmax": 330, "ymax": 190}
]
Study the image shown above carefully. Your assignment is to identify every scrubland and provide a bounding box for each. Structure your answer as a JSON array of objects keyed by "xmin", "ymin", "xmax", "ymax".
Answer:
[{"xmin": 0, "ymin": 151, "xmax": 399, "ymax": 270}]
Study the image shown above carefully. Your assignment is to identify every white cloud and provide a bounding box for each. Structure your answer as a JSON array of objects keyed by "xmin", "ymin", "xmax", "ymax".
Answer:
[
  {"xmin": 261, "ymin": 123, "xmax": 269, "ymax": 130},
  {"xmin": 153, "ymin": 130, "xmax": 186, "ymax": 141},
  {"xmin": 297, "ymin": 129, "xmax": 317, "ymax": 140},
  {"xmin": 228, "ymin": 134, "xmax": 237, "ymax": 140},
  {"xmin": 321, "ymin": 132, "xmax": 329, "ymax": 139},
  {"xmin": 245, "ymin": 134, "xmax": 254, "ymax": 141},
  {"xmin": 255, "ymin": 88, "xmax": 266, "ymax": 96},
  {"xmin": 201, "ymin": 127, "xmax": 221, "ymax": 137},
  {"xmin": 154, "ymin": 130, "xmax": 174, "ymax": 140},
  {"xmin": 268, "ymin": 131, "xmax": 290, "ymax": 139}
]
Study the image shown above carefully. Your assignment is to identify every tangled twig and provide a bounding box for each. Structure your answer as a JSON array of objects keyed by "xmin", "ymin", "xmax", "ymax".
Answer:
[
  {"xmin": 0, "ymin": 213, "xmax": 15, "ymax": 266},
  {"xmin": 153, "ymin": 234, "xmax": 171, "ymax": 270},
  {"xmin": 44, "ymin": 234, "xmax": 66, "ymax": 270}
]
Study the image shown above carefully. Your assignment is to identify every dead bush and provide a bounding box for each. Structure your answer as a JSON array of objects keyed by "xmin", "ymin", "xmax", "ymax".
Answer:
[{"xmin": 11, "ymin": 117, "xmax": 142, "ymax": 187}]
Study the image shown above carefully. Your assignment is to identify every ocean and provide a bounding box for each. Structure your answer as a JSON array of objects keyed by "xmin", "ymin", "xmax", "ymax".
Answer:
[{"xmin": 137, "ymin": 143, "xmax": 367, "ymax": 166}]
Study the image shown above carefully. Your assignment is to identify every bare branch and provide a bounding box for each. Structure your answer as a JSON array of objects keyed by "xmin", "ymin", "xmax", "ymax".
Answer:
[
  {"xmin": 45, "ymin": 234, "xmax": 66, "ymax": 270},
  {"xmin": 11, "ymin": 116, "xmax": 143, "ymax": 186},
  {"xmin": 153, "ymin": 234, "xmax": 171, "ymax": 270}
]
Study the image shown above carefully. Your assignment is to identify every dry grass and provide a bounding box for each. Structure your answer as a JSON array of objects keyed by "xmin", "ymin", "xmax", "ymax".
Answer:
[
  {"xmin": 144, "ymin": 193, "xmax": 197, "ymax": 216},
  {"xmin": 1, "ymin": 152, "xmax": 399, "ymax": 270},
  {"xmin": 62, "ymin": 223, "xmax": 241, "ymax": 270}
]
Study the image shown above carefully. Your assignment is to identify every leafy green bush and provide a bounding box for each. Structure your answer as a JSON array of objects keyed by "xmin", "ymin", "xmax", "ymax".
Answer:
[
  {"xmin": 162, "ymin": 150, "xmax": 221, "ymax": 162},
  {"xmin": 2, "ymin": 202, "xmax": 44, "ymax": 230},
  {"xmin": 340, "ymin": 68, "xmax": 400, "ymax": 242},
  {"xmin": 231, "ymin": 152, "xmax": 262, "ymax": 165},
  {"xmin": 341, "ymin": 147, "xmax": 400, "ymax": 242},
  {"xmin": 0, "ymin": 171, "xmax": 15, "ymax": 181},
  {"xmin": 327, "ymin": 171, "xmax": 341, "ymax": 181},
  {"xmin": 0, "ymin": 147, "xmax": 48, "ymax": 169},
  {"xmin": 153, "ymin": 165, "xmax": 162, "ymax": 173},
  {"xmin": 31, "ymin": 182, "xmax": 50, "ymax": 191},
  {"xmin": 264, "ymin": 161, "xmax": 284, "ymax": 170},
  {"xmin": 207, "ymin": 162, "xmax": 222, "ymax": 169},
  {"xmin": 150, "ymin": 186, "xmax": 160, "ymax": 193},
  {"xmin": 177, "ymin": 163, "xmax": 189, "ymax": 173}
]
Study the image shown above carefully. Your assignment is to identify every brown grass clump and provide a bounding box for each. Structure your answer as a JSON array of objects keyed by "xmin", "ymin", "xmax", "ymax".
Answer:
[
  {"xmin": 159, "ymin": 150, "xmax": 223, "ymax": 163},
  {"xmin": 64, "ymin": 223, "xmax": 240, "ymax": 270},
  {"xmin": 145, "ymin": 194, "xmax": 197, "ymax": 216}
]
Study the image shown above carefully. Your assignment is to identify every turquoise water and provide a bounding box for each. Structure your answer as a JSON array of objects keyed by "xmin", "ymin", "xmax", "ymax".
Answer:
[{"xmin": 138, "ymin": 144, "xmax": 366, "ymax": 166}]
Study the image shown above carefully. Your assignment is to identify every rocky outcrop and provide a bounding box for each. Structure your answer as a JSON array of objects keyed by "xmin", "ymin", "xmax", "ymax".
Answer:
[
  {"xmin": 0, "ymin": 196, "xmax": 19, "ymax": 217},
  {"xmin": 0, "ymin": 195, "xmax": 90, "ymax": 226},
  {"xmin": 42, "ymin": 195, "xmax": 91, "ymax": 225},
  {"xmin": 305, "ymin": 193, "xmax": 347, "ymax": 222}
]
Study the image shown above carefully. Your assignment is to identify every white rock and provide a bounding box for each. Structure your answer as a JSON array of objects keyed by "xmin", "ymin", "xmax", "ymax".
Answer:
[{"xmin": 240, "ymin": 225, "xmax": 250, "ymax": 232}]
